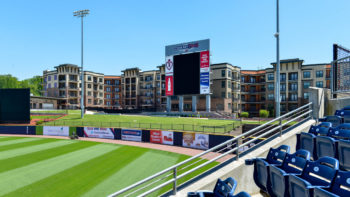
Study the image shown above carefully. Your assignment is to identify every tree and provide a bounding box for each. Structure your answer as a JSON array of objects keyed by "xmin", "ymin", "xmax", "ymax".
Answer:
[{"xmin": 0, "ymin": 74, "xmax": 42, "ymax": 96}]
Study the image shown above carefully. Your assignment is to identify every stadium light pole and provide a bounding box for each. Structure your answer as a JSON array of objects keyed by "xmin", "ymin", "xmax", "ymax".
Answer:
[
  {"xmin": 73, "ymin": 9, "xmax": 90, "ymax": 119},
  {"xmin": 275, "ymin": 0, "xmax": 281, "ymax": 117}
]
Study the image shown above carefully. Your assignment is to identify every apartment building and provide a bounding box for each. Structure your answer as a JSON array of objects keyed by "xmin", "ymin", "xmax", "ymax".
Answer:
[
  {"xmin": 240, "ymin": 70, "xmax": 266, "ymax": 116},
  {"xmin": 104, "ymin": 76, "xmax": 122, "ymax": 109},
  {"xmin": 210, "ymin": 63, "xmax": 241, "ymax": 116},
  {"xmin": 43, "ymin": 64, "xmax": 104, "ymax": 109},
  {"xmin": 266, "ymin": 58, "xmax": 331, "ymax": 114}
]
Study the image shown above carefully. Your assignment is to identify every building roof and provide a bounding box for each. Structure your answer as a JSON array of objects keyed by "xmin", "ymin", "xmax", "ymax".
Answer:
[
  {"xmin": 211, "ymin": 63, "xmax": 241, "ymax": 69},
  {"xmin": 54, "ymin": 63, "xmax": 79, "ymax": 69},
  {"xmin": 271, "ymin": 58, "xmax": 304, "ymax": 65},
  {"xmin": 241, "ymin": 70, "xmax": 266, "ymax": 75},
  {"xmin": 104, "ymin": 75, "xmax": 121, "ymax": 79}
]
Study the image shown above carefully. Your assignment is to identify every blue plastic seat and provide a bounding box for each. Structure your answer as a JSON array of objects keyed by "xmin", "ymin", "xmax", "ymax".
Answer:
[
  {"xmin": 315, "ymin": 136, "xmax": 337, "ymax": 159},
  {"xmin": 314, "ymin": 170, "xmax": 350, "ymax": 197},
  {"xmin": 343, "ymin": 115, "xmax": 350, "ymax": 123},
  {"xmin": 287, "ymin": 157, "xmax": 339, "ymax": 197},
  {"xmin": 249, "ymin": 145, "xmax": 290, "ymax": 192},
  {"xmin": 335, "ymin": 106, "xmax": 350, "ymax": 117},
  {"xmin": 337, "ymin": 140, "xmax": 350, "ymax": 171},
  {"xmin": 297, "ymin": 132, "xmax": 316, "ymax": 159},
  {"xmin": 268, "ymin": 149, "xmax": 311, "ymax": 197},
  {"xmin": 309, "ymin": 122, "xmax": 332, "ymax": 136},
  {"xmin": 328, "ymin": 124, "xmax": 350, "ymax": 140},
  {"xmin": 319, "ymin": 116, "xmax": 342, "ymax": 128},
  {"xmin": 187, "ymin": 177, "xmax": 251, "ymax": 197}
]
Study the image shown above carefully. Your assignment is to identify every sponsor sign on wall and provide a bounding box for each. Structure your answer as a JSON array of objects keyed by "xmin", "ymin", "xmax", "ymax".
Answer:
[
  {"xmin": 183, "ymin": 132, "xmax": 209, "ymax": 150},
  {"xmin": 43, "ymin": 126, "xmax": 69, "ymax": 136},
  {"xmin": 121, "ymin": 129, "xmax": 142, "ymax": 142},
  {"xmin": 200, "ymin": 51, "xmax": 210, "ymax": 94},
  {"xmin": 84, "ymin": 127, "xmax": 114, "ymax": 139},
  {"xmin": 165, "ymin": 39, "xmax": 210, "ymax": 56},
  {"xmin": 150, "ymin": 130, "xmax": 174, "ymax": 145},
  {"xmin": 165, "ymin": 56, "xmax": 174, "ymax": 96}
]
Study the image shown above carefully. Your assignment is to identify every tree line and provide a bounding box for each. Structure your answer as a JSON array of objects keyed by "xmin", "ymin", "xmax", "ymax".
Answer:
[{"xmin": 0, "ymin": 75, "xmax": 42, "ymax": 96}]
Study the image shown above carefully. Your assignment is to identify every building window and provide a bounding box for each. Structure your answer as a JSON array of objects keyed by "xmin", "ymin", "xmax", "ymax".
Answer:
[
  {"xmin": 157, "ymin": 74, "xmax": 160, "ymax": 80},
  {"xmin": 303, "ymin": 81, "xmax": 311, "ymax": 89},
  {"xmin": 107, "ymin": 87, "xmax": 111, "ymax": 92},
  {"xmin": 316, "ymin": 70, "xmax": 323, "ymax": 78},
  {"xmin": 316, "ymin": 81, "xmax": 323, "ymax": 88},
  {"xmin": 54, "ymin": 75, "xmax": 57, "ymax": 80},
  {"xmin": 99, "ymin": 93, "xmax": 103, "ymax": 97},
  {"xmin": 99, "ymin": 85, "xmax": 103, "ymax": 90},
  {"xmin": 116, "ymin": 80, "xmax": 120, "ymax": 85},
  {"xmin": 268, "ymin": 73, "xmax": 274, "ymax": 80},
  {"xmin": 106, "ymin": 94, "xmax": 111, "ymax": 99},
  {"xmin": 228, "ymin": 93, "xmax": 231, "ymax": 98},
  {"xmin": 115, "ymin": 94, "xmax": 119, "ymax": 99},
  {"xmin": 281, "ymin": 73, "xmax": 286, "ymax": 82},
  {"xmin": 221, "ymin": 70, "xmax": 226, "ymax": 77},
  {"xmin": 221, "ymin": 92, "xmax": 226, "ymax": 98},
  {"xmin": 303, "ymin": 71, "xmax": 311, "ymax": 78},
  {"xmin": 281, "ymin": 94, "xmax": 286, "ymax": 101},
  {"xmin": 289, "ymin": 93, "xmax": 298, "ymax": 101},
  {"xmin": 88, "ymin": 84, "xmax": 91, "ymax": 88},
  {"xmin": 88, "ymin": 76, "xmax": 92, "ymax": 81},
  {"xmin": 106, "ymin": 80, "xmax": 111, "ymax": 85},
  {"xmin": 228, "ymin": 82, "xmax": 231, "ymax": 89},
  {"xmin": 304, "ymin": 92, "xmax": 310, "ymax": 99},
  {"xmin": 99, "ymin": 78, "xmax": 102, "ymax": 83},
  {"xmin": 88, "ymin": 91, "xmax": 91, "ymax": 96},
  {"xmin": 116, "ymin": 88, "xmax": 120, "ymax": 92},
  {"xmin": 221, "ymin": 81, "xmax": 226, "ymax": 88},
  {"xmin": 288, "ymin": 73, "xmax": 298, "ymax": 81},
  {"xmin": 268, "ymin": 94, "xmax": 274, "ymax": 101},
  {"xmin": 107, "ymin": 101, "xmax": 110, "ymax": 106},
  {"xmin": 268, "ymin": 83, "xmax": 274, "ymax": 91},
  {"xmin": 48, "ymin": 76, "xmax": 51, "ymax": 81},
  {"xmin": 48, "ymin": 84, "xmax": 51, "ymax": 88},
  {"xmin": 54, "ymin": 83, "xmax": 57, "ymax": 88},
  {"xmin": 281, "ymin": 84, "xmax": 286, "ymax": 91},
  {"xmin": 228, "ymin": 70, "xmax": 232, "ymax": 77},
  {"xmin": 289, "ymin": 83, "xmax": 298, "ymax": 91},
  {"xmin": 88, "ymin": 99, "xmax": 92, "ymax": 104}
]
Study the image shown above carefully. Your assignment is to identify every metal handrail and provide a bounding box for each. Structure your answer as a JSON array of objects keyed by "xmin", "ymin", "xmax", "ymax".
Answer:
[{"xmin": 108, "ymin": 102, "xmax": 313, "ymax": 197}]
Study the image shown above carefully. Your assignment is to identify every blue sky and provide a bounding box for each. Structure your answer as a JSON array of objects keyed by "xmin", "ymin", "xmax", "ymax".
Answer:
[{"xmin": 1, "ymin": 0, "xmax": 350, "ymax": 80}]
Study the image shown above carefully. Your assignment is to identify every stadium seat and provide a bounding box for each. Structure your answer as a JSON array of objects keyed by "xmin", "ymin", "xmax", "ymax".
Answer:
[
  {"xmin": 297, "ymin": 132, "xmax": 316, "ymax": 159},
  {"xmin": 315, "ymin": 136, "xmax": 337, "ymax": 159},
  {"xmin": 268, "ymin": 149, "xmax": 311, "ymax": 197},
  {"xmin": 334, "ymin": 106, "xmax": 350, "ymax": 117},
  {"xmin": 319, "ymin": 116, "xmax": 342, "ymax": 128},
  {"xmin": 343, "ymin": 115, "xmax": 350, "ymax": 123},
  {"xmin": 245, "ymin": 145, "xmax": 290, "ymax": 193},
  {"xmin": 309, "ymin": 122, "xmax": 332, "ymax": 136},
  {"xmin": 313, "ymin": 170, "xmax": 350, "ymax": 197},
  {"xmin": 337, "ymin": 140, "xmax": 350, "ymax": 171},
  {"xmin": 187, "ymin": 177, "xmax": 251, "ymax": 197},
  {"xmin": 287, "ymin": 157, "xmax": 339, "ymax": 197},
  {"xmin": 328, "ymin": 124, "xmax": 350, "ymax": 140}
]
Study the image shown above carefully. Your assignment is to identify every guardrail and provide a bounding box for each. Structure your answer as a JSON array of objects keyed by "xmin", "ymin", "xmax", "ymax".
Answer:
[{"xmin": 108, "ymin": 102, "xmax": 313, "ymax": 197}]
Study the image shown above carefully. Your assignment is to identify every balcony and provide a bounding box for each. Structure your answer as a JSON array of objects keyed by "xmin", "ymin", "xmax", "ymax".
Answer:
[{"xmin": 68, "ymin": 87, "xmax": 78, "ymax": 90}]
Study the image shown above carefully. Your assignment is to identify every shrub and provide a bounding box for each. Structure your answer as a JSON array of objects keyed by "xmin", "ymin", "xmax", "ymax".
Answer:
[
  {"xmin": 240, "ymin": 112, "xmax": 249, "ymax": 118},
  {"xmin": 259, "ymin": 110, "xmax": 269, "ymax": 118},
  {"xmin": 36, "ymin": 120, "xmax": 44, "ymax": 125}
]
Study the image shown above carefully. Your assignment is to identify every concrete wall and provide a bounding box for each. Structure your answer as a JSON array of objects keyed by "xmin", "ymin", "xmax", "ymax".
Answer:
[
  {"xmin": 325, "ymin": 92, "xmax": 350, "ymax": 115},
  {"xmin": 174, "ymin": 119, "xmax": 315, "ymax": 196}
]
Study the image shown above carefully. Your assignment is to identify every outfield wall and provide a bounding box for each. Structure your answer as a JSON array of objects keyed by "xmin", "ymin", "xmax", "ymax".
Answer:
[{"xmin": 0, "ymin": 126, "xmax": 244, "ymax": 151}]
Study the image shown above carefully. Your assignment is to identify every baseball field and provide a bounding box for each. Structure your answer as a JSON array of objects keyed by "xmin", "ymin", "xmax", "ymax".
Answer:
[{"xmin": 0, "ymin": 136, "xmax": 216, "ymax": 196}]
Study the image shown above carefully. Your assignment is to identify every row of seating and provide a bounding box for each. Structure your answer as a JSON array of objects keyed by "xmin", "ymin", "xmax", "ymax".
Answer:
[
  {"xmin": 188, "ymin": 177, "xmax": 250, "ymax": 197},
  {"xmin": 297, "ymin": 123, "xmax": 350, "ymax": 170},
  {"xmin": 319, "ymin": 106, "xmax": 350, "ymax": 127},
  {"xmin": 247, "ymin": 145, "xmax": 350, "ymax": 197}
]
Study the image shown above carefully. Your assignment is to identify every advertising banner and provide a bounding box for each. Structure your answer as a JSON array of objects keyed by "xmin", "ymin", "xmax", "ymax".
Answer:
[
  {"xmin": 183, "ymin": 132, "xmax": 209, "ymax": 150},
  {"xmin": 165, "ymin": 56, "xmax": 173, "ymax": 76},
  {"xmin": 165, "ymin": 39, "xmax": 210, "ymax": 56},
  {"xmin": 150, "ymin": 130, "xmax": 162, "ymax": 144},
  {"xmin": 150, "ymin": 130, "xmax": 174, "ymax": 145},
  {"xmin": 43, "ymin": 126, "xmax": 69, "ymax": 136},
  {"xmin": 83, "ymin": 127, "xmax": 114, "ymax": 139},
  {"xmin": 121, "ymin": 129, "xmax": 142, "ymax": 142},
  {"xmin": 200, "ymin": 51, "xmax": 210, "ymax": 72},
  {"xmin": 200, "ymin": 50, "xmax": 210, "ymax": 94},
  {"xmin": 165, "ymin": 76, "xmax": 174, "ymax": 96},
  {"xmin": 162, "ymin": 131, "xmax": 174, "ymax": 145}
]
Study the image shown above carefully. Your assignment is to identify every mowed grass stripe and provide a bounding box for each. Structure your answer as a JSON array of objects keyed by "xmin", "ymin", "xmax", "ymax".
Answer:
[
  {"xmin": 0, "ymin": 140, "xmax": 77, "ymax": 160},
  {"xmin": 0, "ymin": 143, "xmax": 120, "ymax": 196},
  {"xmin": 5, "ymin": 146, "xmax": 146, "ymax": 197},
  {"xmin": 83, "ymin": 150, "xmax": 184, "ymax": 197},
  {"xmin": 0, "ymin": 137, "xmax": 42, "ymax": 147},
  {"xmin": 0, "ymin": 138, "xmax": 57, "ymax": 152},
  {"xmin": 0, "ymin": 141, "xmax": 93, "ymax": 173}
]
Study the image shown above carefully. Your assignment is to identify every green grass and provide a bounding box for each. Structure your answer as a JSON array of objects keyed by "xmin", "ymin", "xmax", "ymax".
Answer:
[
  {"xmin": 43, "ymin": 114, "xmax": 239, "ymax": 133},
  {"xmin": 0, "ymin": 137, "xmax": 217, "ymax": 197}
]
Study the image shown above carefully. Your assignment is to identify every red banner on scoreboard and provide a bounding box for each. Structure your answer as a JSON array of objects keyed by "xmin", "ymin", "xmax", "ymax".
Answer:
[
  {"xmin": 200, "ymin": 51, "xmax": 210, "ymax": 72},
  {"xmin": 165, "ymin": 76, "xmax": 173, "ymax": 96}
]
